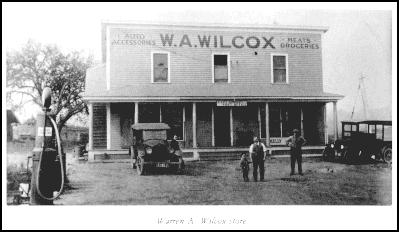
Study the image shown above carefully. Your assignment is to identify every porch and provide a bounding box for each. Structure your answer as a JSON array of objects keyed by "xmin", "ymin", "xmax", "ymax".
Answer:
[{"xmin": 87, "ymin": 145, "xmax": 326, "ymax": 162}]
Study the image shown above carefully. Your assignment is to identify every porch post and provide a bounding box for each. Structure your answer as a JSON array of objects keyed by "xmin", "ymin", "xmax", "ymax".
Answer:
[
  {"xmin": 301, "ymin": 107, "xmax": 304, "ymax": 138},
  {"xmin": 265, "ymin": 102, "xmax": 270, "ymax": 146},
  {"xmin": 333, "ymin": 102, "xmax": 338, "ymax": 141},
  {"xmin": 324, "ymin": 103, "xmax": 328, "ymax": 144},
  {"xmin": 192, "ymin": 102, "xmax": 197, "ymax": 148},
  {"xmin": 88, "ymin": 103, "xmax": 93, "ymax": 150},
  {"xmin": 134, "ymin": 102, "xmax": 139, "ymax": 124},
  {"xmin": 230, "ymin": 107, "xmax": 233, "ymax": 146},
  {"xmin": 159, "ymin": 104, "xmax": 162, "ymax": 122},
  {"xmin": 212, "ymin": 104, "xmax": 215, "ymax": 147},
  {"xmin": 106, "ymin": 103, "xmax": 111, "ymax": 149}
]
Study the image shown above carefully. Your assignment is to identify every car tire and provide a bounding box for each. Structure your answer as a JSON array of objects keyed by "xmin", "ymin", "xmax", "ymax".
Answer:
[
  {"xmin": 137, "ymin": 156, "xmax": 145, "ymax": 176},
  {"xmin": 382, "ymin": 147, "xmax": 392, "ymax": 164}
]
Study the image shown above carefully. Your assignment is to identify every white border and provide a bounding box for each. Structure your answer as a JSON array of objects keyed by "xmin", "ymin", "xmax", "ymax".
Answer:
[
  {"xmin": 151, "ymin": 51, "xmax": 171, "ymax": 83},
  {"xmin": 212, "ymin": 52, "xmax": 230, "ymax": 83},
  {"xmin": 271, "ymin": 53, "xmax": 289, "ymax": 84}
]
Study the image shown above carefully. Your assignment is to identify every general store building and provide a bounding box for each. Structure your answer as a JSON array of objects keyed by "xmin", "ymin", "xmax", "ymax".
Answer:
[{"xmin": 84, "ymin": 21, "xmax": 344, "ymax": 161}]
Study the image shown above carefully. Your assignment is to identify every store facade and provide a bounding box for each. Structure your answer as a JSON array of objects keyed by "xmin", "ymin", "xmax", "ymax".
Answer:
[{"xmin": 84, "ymin": 21, "xmax": 343, "ymax": 161}]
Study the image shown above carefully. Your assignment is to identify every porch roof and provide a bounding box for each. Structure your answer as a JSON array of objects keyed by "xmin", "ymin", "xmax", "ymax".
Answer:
[{"xmin": 83, "ymin": 84, "xmax": 344, "ymax": 102}]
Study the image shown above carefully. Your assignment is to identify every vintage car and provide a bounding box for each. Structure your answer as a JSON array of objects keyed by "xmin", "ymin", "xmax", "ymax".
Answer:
[
  {"xmin": 129, "ymin": 123, "xmax": 185, "ymax": 175},
  {"xmin": 323, "ymin": 120, "xmax": 392, "ymax": 163}
]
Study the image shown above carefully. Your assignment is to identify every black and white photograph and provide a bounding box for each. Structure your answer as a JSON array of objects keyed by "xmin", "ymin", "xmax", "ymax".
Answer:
[{"xmin": 3, "ymin": 2, "xmax": 397, "ymax": 230}]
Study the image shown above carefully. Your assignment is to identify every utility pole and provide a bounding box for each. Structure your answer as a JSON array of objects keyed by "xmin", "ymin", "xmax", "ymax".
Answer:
[
  {"xmin": 360, "ymin": 74, "xmax": 367, "ymax": 119},
  {"xmin": 351, "ymin": 74, "xmax": 368, "ymax": 119}
]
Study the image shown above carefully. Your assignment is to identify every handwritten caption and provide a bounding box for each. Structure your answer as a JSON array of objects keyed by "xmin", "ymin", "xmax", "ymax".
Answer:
[{"xmin": 158, "ymin": 217, "xmax": 246, "ymax": 225}]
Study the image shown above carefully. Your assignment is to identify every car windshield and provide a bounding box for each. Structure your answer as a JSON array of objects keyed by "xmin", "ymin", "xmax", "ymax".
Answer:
[{"xmin": 143, "ymin": 139, "xmax": 168, "ymax": 147}]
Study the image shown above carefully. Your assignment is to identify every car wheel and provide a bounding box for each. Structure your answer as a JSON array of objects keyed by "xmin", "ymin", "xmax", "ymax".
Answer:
[
  {"xmin": 137, "ymin": 156, "xmax": 145, "ymax": 176},
  {"xmin": 382, "ymin": 148, "xmax": 392, "ymax": 163}
]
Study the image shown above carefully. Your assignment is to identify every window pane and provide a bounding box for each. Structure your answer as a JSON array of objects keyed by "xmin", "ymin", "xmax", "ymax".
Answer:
[
  {"xmin": 153, "ymin": 53, "xmax": 168, "ymax": 82},
  {"xmin": 153, "ymin": 68, "xmax": 168, "ymax": 82},
  {"xmin": 383, "ymin": 126, "xmax": 392, "ymax": 141},
  {"xmin": 273, "ymin": 69, "xmax": 286, "ymax": 83},
  {"xmin": 273, "ymin": 56, "xmax": 286, "ymax": 69},
  {"xmin": 214, "ymin": 55, "xmax": 227, "ymax": 65},
  {"xmin": 269, "ymin": 106, "xmax": 281, "ymax": 137},
  {"xmin": 214, "ymin": 65, "xmax": 228, "ymax": 82},
  {"xmin": 376, "ymin": 125, "xmax": 383, "ymax": 140}
]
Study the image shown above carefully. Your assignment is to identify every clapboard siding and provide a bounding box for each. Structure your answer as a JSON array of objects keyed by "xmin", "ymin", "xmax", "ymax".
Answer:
[
  {"xmin": 109, "ymin": 27, "xmax": 324, "ymax": 90},
  {"xmin": 92, "ymin": 103, "xmax": 107, "ymax": 149}
]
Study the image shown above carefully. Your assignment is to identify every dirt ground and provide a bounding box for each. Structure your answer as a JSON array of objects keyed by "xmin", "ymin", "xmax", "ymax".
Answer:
[{"xmin": 50, "ymin": 155, "xmax": 392, "ymax": 206}]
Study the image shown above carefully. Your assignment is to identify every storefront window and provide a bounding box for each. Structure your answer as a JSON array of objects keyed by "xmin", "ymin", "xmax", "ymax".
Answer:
[
  {"xmin": 139, "ymin": 103, "xmax": 160, "ymax": 123},
  {"xmin": 264, "ymin": 104, "xmax": 300, "ymax": 138},
  {"xmin": 161, "ymin": 104, "xmax": 184, "ymax": 140}
]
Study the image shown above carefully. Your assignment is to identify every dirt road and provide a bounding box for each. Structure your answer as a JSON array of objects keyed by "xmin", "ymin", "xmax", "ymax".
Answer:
[{"xmin": 56, "ymin": 156, "xmax": 392, "ymax": 205}]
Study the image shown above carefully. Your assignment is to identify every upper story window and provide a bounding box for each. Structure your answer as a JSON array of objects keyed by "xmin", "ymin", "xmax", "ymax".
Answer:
[
  {"xmin": 271, "ymin": 54, "xmax": 288, "ymax": 84},
  {"xmin": 213, "ymin": 54, "xmax": 230, "ymax": 83},
  {"xmin": 152, "ymin": 52, "xmax": 170, "ymax": 83}
]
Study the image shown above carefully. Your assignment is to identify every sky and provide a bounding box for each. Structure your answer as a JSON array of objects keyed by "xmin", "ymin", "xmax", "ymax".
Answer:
[
  {"xmin": 2, "ymin": 2, "xmax": 397, "ymax": 230},
  {"xmin": 3, "ymin": 2, "xmax": 397, "ymax": 123}
]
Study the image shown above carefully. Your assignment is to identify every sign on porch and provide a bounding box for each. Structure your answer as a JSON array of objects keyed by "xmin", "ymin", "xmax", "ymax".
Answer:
[
  {"xmin": 217, "ymin": 101, "xmax": 247, "ymax": 107},
  {"xmin": 270, "ymin": 137, "xmax": 288, "ymax": 146}
]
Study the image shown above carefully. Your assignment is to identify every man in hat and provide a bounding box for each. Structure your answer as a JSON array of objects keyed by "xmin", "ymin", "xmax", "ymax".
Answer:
[
  {"xmin": 248, "ymin": 136, "xmax": 267, "ymax": 182},
  {"xmin": 285, "ymin": 129, "xmax": 306, "ymax": 176}
]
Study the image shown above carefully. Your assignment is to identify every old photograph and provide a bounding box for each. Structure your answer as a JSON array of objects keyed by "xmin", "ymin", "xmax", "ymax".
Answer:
[{"xmin": 3, "ymin": 2, "xmax": 397, "ymax": 230}]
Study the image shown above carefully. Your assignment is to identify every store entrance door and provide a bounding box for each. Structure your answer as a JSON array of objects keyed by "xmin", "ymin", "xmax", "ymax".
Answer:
[{"xmin": 214, "ymin": 107, "xmax": 231, "ymax": 147}]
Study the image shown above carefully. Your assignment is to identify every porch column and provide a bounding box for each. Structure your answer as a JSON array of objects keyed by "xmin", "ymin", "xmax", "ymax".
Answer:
[
  {"xmin": 230, "ymin": 107, "xmax": 233, "ymax": 146},
  {"xmin": 265, "ymin": 103, "xmax": 270, "ymax": 146},
  {"xmin": 301, "ymin": 107, "xmax": 304, "ymax": 138},
  {"xmin": 134, "ymin": 102, "xmax": 139, "ymax": 124},
  {"xmin": 212, "ymin": 104, "xmax": 215, "ymax": 147},
  {"xmin": 106, "ymin": 103, "xmax": 111, "ymax": 149},
  {"xmin": 333, "ymin": 102, "xmax": 338, "ymax": 141},
  {"xmin": 88, "ymin": 103, "xmax": 93, "ymax": 150},
  {"xmin": 183, "ymin": 105, "xmax": 186, "ymax": 141},
  {"xmin": 324, "ymin": 103, "xmax": 328, "ymax": 144},
  {"xmin": 192, "ymin": 102, "xmax": 197, "ymax": 148},
  {"xmin": 159, "ymin": 104, "xmax": 162, "ymax": 122}
]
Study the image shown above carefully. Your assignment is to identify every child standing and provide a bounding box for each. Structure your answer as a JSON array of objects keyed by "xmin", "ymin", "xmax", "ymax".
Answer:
[{"xmin": 240, "ymin": 153, "xmax": 251, "ymax": 182}]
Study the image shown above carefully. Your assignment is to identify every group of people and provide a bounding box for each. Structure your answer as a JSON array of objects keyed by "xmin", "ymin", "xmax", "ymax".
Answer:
[{"xmin": 240, "ymin": 129, "xmax": 306, "ymax": 182}]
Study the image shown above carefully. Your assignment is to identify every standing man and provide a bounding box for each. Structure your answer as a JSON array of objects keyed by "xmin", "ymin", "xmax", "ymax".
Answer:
[
  {"xmin": 249, "ymin": 136, "xmax": 267, "ymax": 182},
  {"xmin": 286, "ymin": 129, "xmax": 306, "ymax": 176}
]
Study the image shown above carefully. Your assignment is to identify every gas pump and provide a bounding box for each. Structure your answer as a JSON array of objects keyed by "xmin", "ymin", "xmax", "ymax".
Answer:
[{"xmin": 30, "ymin": 87, "xmax": 65, "ymax": 205}]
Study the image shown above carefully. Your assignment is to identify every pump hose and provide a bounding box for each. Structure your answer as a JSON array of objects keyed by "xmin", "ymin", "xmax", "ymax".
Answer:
[{"xmin": 36, "ymin": 115, "xmax": 65, "ymax": 201}]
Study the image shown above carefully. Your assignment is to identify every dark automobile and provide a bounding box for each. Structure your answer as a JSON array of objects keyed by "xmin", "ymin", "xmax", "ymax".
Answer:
[
  {"xmin": 323, "ymin": 120, "xmax": 392, "ymax": 163},
  {"xmin": 129, "ymin": 123, "xmax": 185, "ymax": 175}
]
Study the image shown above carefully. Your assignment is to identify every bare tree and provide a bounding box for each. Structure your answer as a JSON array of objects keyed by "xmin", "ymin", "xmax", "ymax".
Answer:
[{"xmin": 6, "ymin": 39, "xmax": 93, "ymax": 133}]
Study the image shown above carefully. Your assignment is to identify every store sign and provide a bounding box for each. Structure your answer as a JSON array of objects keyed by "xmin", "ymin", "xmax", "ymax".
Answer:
[
  {"xmin": 270, "ymin": 137, "xmax": 288, "ymax": 145},
  {"xmin": 217, "ymin": 101, "xmax": 247, "ymax": 107},
  {"xmin": 111, "ymin": 30, "xmax": 320, "ymax": 50}
]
